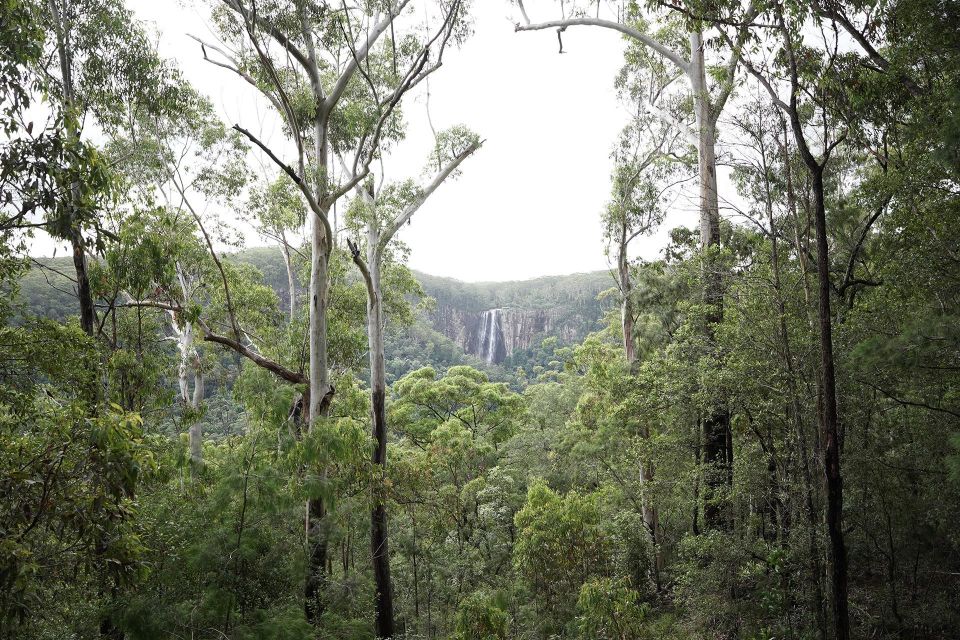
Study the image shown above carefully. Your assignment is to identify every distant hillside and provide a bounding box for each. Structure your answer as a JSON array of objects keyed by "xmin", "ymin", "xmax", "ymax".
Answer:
[
  {"xmin": 414, "ymin": 271, "xmax": 612, "ymax": 366},
  {"xmin": 414, "ymin": 271, "xmax": 613, "ymax": 312},
  {"xmin": 14, "ymin": 249, "xmax": 614, "ymax": 374}
]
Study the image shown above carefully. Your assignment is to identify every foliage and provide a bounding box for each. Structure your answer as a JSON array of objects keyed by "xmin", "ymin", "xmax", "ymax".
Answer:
[{"xmin": 2, "ymin": 2, "xmax": 960, "ymax": 640}]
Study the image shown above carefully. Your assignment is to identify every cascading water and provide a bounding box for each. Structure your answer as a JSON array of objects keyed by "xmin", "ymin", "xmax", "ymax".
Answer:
[{"xmin": 477, "ymin": 308, "xmax": 504, "ymax": 364}]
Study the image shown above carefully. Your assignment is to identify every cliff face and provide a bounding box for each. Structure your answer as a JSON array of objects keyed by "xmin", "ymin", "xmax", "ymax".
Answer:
[
  {"xmin": 421, "ymin": 272, "xmax": 612, "ymax": 365},
  {"xmin": 431, "ymin": 306, "xmax": 593, "ymax": 364},
  {"xmin": 16, "ymin": 253, "xmax": 611, "ymax": 372}
]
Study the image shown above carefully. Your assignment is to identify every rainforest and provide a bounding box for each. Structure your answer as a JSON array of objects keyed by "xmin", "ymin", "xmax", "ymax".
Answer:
[{"xmin": 1, "ymin": 1, "xmax": 959, "ymax": 639}]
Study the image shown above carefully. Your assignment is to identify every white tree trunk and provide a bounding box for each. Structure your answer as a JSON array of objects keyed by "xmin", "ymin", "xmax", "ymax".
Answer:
[
  {"xmin": 305, "ymin": 118, "xmax": 333, "ymax": 624},
  {"xmin": 174, "ymin": 313, "xmax": 203, "ymax": 467},
  {"xmin": 689, "ymin": 29, "xmax": 721, "ymax": 251},
  {"xmin": 689, "ymin": 29, "xmax": 732, "ymax": 530},
  {"xmin": 189, "ymin": 354, "xmax": 204, "ymax": 466},
  {"xmin": 365, "ymin": 229, "xmax": 394, "ymax": 637},
  {"xmin": 308, "ymin": 124, "xmax": 333, "ymax": 424},
  {"xmin": 281, "ymin": 230, "xmax": 297, "ymax": 322}
]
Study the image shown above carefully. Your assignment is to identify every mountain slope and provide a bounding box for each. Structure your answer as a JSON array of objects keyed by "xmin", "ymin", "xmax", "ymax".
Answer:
[
  {"xmin": 415, "ymin": 271, "xmax": 612, "ymax": 366},
  {"xmin": 14, "ymin": 249, "xmax": 614, "ymax": 373}
]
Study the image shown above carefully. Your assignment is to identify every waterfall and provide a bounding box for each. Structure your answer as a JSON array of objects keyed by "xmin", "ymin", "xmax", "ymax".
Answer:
[{"xmin": 478, "ymin": 308, "xmax": 503, "ymax": 363}]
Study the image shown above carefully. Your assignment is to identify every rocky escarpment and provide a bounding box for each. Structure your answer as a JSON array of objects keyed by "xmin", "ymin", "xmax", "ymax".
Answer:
[
  {"xmin": 15, "ymin": 251, "xmax": 611, "ymax": 368},
  {"xmin": 422, "ymin": 269, "xmax": 611, "ymax": 365},
  {"xmin": 430, "ymin": 305, "xmax": 596, "ymax": 364}
]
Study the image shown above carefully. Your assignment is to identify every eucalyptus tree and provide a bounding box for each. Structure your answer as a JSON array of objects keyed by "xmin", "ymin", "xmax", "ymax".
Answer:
[
  {"xmin": 100, "ymin": 74, "xmax": 263, "ymax": 470},
  {"xmin": 5, "ymin": 6, "xmax": 200, "ymax": 634},
  {"xmin": 29, "ymin": 0, "xmax": 174, "ymax": 336},
  {"xmin": 513, "ymin": 0, "xmax": 757, "ymax": 529},
  {"xmin": 248, "ymin": 175, "xmax": 306, "ymax": 323},
  {"xmin": 604, "ymin": 112, "xmax": 679, "ymax": 367},
  {"xmin": 343, "ymin": 125, "xmax": 480, "ymax": 636},
  {"xmin": 195, "ymin": 0, "xmax": 473, "ymax": 622},
  {"xmin": 601, "ymin": 106, "xmax": 680, "ymax": 580},
  {"xmin": 90, "ymin": 44, "xmax": 261, "ymax": 465},
  {"xmin": 104, "ymin": 209, "xmax": 218, "ymax": 466},
  {"xmin": 733, "ymin": 7, "xmax": 855, "ymax": 638}
]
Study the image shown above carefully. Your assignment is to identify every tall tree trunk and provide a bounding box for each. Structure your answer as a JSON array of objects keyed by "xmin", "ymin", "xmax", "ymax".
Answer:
[
  {"xmin": 72, "ymin": 230, "xmax": 95, "ymax": 335},
  {"xmin": 175, "ymin": 320, "xmax": 204, "ymax": 468},
  {"xmin": 617, "ymin": 233, "xmax": 662, "ymax": 584},
  {"xmin": 305, "ymin": 123, "xmax": 333, "ymax": 624},
  {"xmin": 690, "ymin": 31, "xmax": 722, "ymax": 255},
  {"xmin": 173, "ymin": 265, "xmax": 204, "ymax": 469},
  {"xmin": 772, "ymin": 26, "xmax": 849, "ymax": 624},
  {"xmin": 809, "ymin": 167, "xmax": 849, "ymax": 640},
  {"xmin": 189, "ymin": 353, "xmax": 204, "ymax": 467},
  {"xmin": 690, "ymin": 29, "xmax": 732, "ymax": 530},
  {"xmin": 360, "ymin": 222, "xmax": 395, "ymax": 637},
  {"xmin": 50, "ymin": 0, "xmax": 95, "ymax": 336},
  {"xmin": 280, "ymin": 230, "xmax": 297, "ymax": 322},
  {"xmin": 780, "ymin": 66, "xmax": 848, "ymax": 631},
  {"xmin": 776, "ymin": 124, "xmax": 828, "ymax": 639}
]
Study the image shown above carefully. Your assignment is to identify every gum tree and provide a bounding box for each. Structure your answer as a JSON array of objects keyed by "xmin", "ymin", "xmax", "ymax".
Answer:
[
  {"xmin": 195, "ymin": 0, "xmax": 473, "ymax": 623},
  {"xmin": 602, "ymin": 106, "xmax": 680, "ymax": 581},
  {"xmin": 344, "ymin": 125, "xmax": 480, "ymax": 636},
  {"xmin": 513, "ymin": 0, "xmax": 757, "ymax": 529}
]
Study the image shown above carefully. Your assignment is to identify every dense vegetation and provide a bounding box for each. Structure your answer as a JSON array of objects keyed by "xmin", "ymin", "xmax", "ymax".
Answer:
[{"xmin": 1, "ymin": 1, "xmax": 959, "ymax": 639}]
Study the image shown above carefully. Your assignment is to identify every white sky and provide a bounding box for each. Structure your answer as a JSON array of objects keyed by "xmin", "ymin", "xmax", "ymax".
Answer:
[{"xmin": 42, "ymin": 0, "xmax": 710, "ymax": 282}]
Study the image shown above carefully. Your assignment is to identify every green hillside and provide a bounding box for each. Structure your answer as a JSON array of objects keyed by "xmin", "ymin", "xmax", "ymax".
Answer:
[
  {"xmin": 415, "ymin": 270, "xmax": 613, "ymax": 312},
  {"xmin": 15, "ymin": 249, "xmax": 612, "ymax": 378}
]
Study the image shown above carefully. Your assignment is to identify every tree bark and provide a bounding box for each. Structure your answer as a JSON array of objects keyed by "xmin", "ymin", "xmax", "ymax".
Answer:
[
  {"xmin": 280, "ymin": 230, "xmax": 297, "ymax": 322},
  {"xmin": 809, "ymin": 167, "xmax": 849, "ymax": 640},
  {"xmin": 779, "ymin": 71, "xmax": 849, "ymax": 636},
  {"xmin": 747, "ymin": 23, "xmax": 850, "ymax": 629},
  {"xmin": 348, "ymin": 217, "xmax": 396, "ymax": 637},
  {"xmin": 305, "ymin": 119, "xmax": 333, "ymax": 624},
  {"xmin": 771, "ymin": 39, "xmax": 849, "ymax": 629},
  {"xmin": 172, "ymin": 265, "xmax": 204, "ymax": 469},
  {"xmin": 690, "ymin": 29, "xmax": 732, "ymax": 530},
  {"xmin": 72, "ymin": 231, "xmax": 95, "ymax": 335},
  {"xmin": 175, "ymin": 318, "xmax": 204, "ymax": 468},
  {"xmin": 363, "ymin": 228, "xmax": 395, "ymax": 637},
  {"xmin": 49, "ymin": 0, "xmax": 96, "ymax": 337},
  {"xmin": 189, "ymin": 352, "xmax": 204, "ymax": 467}
]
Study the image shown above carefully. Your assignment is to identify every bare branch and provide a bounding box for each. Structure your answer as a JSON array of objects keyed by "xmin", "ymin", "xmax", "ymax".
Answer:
[
  {"xmin": 189, "ymin": 35, "xmax": 287, "ymax": 117},
  {"xmin": 346, "ymin": 237, "xmax": 374, "ymax": 295},
  {"xmin": 516, "ymin": 17, "xmax": 690, "ymax": 73},
  {"xmin": 232, "ymin": 124, "xmax": 334, "ymax": 247},
  {"xmin": 220, "ymin": 0, "xmax": 318, "ymax": 87},
  {"xmin": 326, "ymin": 0, "xmax": 414, "ymax": 113},
  {"xmin": 380, "ymin": 139, "xmax": 481, "ymax": 246},
  {"xmin": 201, "ymin": 321, "xmax": 307, "ymax": 385}
]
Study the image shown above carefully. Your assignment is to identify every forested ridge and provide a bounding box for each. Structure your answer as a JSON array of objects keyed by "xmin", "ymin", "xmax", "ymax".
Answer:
[
  {"xmin": 13, "ymin": 253, "xmax": 611, "ymax": 378},
  {"xmin": 1, "ymin": 1, "xmax": 959, "ymax": 639},
  {"xmin": 15, "ymin": 250, "xmax": 610, "ymax": 327}
]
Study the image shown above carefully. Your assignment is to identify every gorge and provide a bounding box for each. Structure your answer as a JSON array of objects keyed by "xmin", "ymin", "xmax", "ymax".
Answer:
[{"xmin": 417, "ymin": 270, "xmax": 612, "ymax": 367}]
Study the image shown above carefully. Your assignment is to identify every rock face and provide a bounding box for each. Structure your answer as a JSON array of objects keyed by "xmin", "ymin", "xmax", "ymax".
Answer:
[
  {"xmin": 416, "ymin": 270, "xmax": 612, "ymax": 366},
  {"xmin": 429, "ymin": 304, "xmax": 600, "ymax": 365}
]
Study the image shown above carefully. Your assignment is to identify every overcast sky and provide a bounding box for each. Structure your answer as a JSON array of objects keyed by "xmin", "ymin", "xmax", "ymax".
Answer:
[{"xmin": 87, "ymin": 1, "xmax": 707, "ymax": 281}]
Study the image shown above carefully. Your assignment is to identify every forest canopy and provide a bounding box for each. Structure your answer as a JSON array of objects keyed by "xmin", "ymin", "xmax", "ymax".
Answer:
[{"xmin": 1, "ymin": 1, "xmax": 959, "ymax": 639}]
